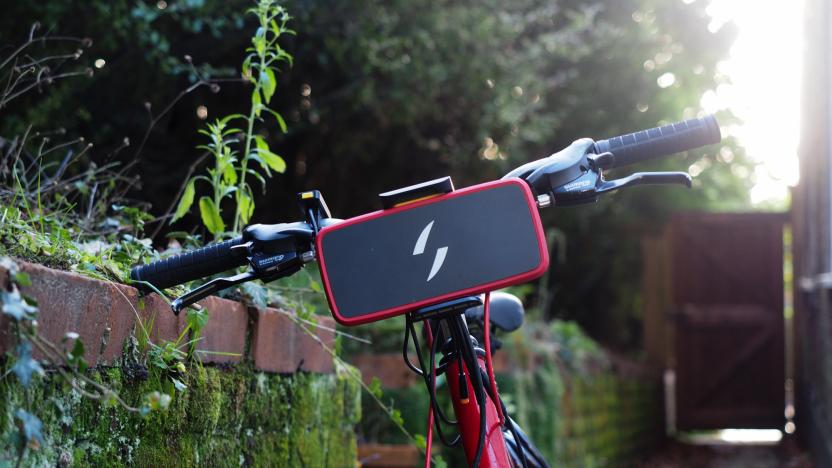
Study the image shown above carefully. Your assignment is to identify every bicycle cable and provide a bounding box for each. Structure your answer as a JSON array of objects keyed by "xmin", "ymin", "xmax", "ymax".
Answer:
[
  {"xmin": 450, "ymin": 312, "xmax": 488, "ymax": 468},
  {"xmin": 404, "ymin": 314, "xmax": 460, "ymax": 447},
  {"xmin": 482, "ymin": 292, "xmax": 505, "ymax": 425}
]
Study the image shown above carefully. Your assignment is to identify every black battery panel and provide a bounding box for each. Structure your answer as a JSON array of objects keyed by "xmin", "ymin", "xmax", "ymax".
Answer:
[{"xmin": 316, "ymin": 179, "xmax": 549, "ymax": 325}]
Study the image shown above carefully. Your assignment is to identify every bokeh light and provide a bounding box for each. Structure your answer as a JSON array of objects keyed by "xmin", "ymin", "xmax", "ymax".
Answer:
[{"xmin": 702, "ymin": 0, "xmax": 804, "ymax": 206}]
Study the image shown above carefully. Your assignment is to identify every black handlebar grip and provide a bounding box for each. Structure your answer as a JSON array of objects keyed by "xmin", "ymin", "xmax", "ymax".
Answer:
[
  {"xmin": 130, "ymin": 237, "xmax": 247, "ymax": 290},
  {"xmin": 594, "ymin": 115, "xmax": 721, "ymax": 168}
]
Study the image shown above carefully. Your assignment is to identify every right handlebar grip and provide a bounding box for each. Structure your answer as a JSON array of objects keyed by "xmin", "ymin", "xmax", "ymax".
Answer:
[
  {"xmin": 130, "ymin": 237, "xmax": 247, "ymax": 290},
  {"xmin": 594, "ymin": 115, "xmax": 721, "ymax": 168}
]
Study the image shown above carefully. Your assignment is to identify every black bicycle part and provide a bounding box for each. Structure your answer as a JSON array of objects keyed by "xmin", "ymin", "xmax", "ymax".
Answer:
[
  {"xmin": 464, "ymin": 292, "xmax": 524, "ymax": 333},
  {"xmin": 378, "ymin": 176, "xmax": 455, "ymax": 209},
  {"xmin": 504, "ymin": 115, "xmax": 719, "ymax": 206},
  {"xmin": 450, "ymin": 312, "xmax": 488, "ymax": 468},
  {"xmin": 404, "ymin": 298, "xmax": 487, "ymax": 465},
  {"xmin": 407, "ymin": 314, "xmax": 460, "ymax": 427},
  {"xmin": 594, "ymin": 114, "xmax": 721, "ymax": 168},
  {"xmin": 129, "ymin": 237, "xmax": 247, "ymax": 290},
  {"xmin": 130, "ymin": 191, "xmax": 337, "ymax": 314},
  {"xmin": 404, "ymin": 294, "xmax": 541, "ymax": 467},
  {"xmin": 405, "ymin": 313, "xmax": 460, "ymax": 448}
]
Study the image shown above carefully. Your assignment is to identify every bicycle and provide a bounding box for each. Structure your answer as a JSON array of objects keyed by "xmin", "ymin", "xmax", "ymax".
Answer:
[{"xmin": 131, "ymin": 115, "xmax": 721, "ymax": 467}]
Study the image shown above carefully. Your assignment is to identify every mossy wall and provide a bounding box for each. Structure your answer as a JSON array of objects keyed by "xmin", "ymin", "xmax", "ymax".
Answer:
[
  {"xmin": 357, "ymin": 323, "xmax": 663, "ymax": 467},
  {"xmin": 0, "ymin": 363, "xmax": 361, "ymax": 467},
  {"xmin": 497, "ymin": 367, "xmax": 663, "ymax": 467}
]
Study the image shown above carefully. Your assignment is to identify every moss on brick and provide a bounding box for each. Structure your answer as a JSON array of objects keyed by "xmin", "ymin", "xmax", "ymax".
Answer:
[
  {"xmin": 358, "ymin": 328, "xmax": 662, "ymax": 467},
  {"xmin": 0, "ymin": 363, "xmax": 361, "ymax": 467}
]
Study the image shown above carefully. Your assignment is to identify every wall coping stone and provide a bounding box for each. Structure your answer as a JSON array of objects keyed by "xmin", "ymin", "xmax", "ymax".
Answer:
[{"xmin": 0, "ymin": 259, "xmax": 334, "ymax": 374}]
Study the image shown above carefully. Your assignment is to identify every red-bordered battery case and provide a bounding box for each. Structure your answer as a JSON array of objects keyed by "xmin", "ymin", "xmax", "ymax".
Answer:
[{"xmin": 316, "ymin": 178, "xmax": 549, "ymax": 326}]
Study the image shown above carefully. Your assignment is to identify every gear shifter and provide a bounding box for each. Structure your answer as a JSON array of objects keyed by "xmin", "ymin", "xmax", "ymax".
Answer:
[{"xmin": 505, "ymin": 138, "xmax": 693, "ymax": 206}]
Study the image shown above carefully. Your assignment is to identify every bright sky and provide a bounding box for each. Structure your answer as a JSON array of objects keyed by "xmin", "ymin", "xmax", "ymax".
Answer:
[{"xmin": 700, "ymin": 0, "xmax": 804, "ymax": 206}]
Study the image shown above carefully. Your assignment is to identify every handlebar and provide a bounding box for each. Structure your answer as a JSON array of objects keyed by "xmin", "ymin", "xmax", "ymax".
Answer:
[
  {"xmin": 130, "ymin": 114, "xmax": 721, "ymax": 309},
  {"xmin": 130, "ymin": 237, "xmax": 246, "ymax": 290},
  {"xmin": 594, "ymin": 115, "xmax": 720, "ymax": 168}
]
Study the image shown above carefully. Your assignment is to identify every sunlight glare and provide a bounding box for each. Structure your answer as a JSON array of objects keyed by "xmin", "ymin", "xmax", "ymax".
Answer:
[
  {"xmin": 718, "ymin": 429, "xmax": 783, "ymax": 444},
  {"xmin": 701, "ymin": 0, "xmax": 804, "ymax": 206}
]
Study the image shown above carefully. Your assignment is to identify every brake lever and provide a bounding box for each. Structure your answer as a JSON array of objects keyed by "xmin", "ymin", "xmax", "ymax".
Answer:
[
  {"xmin": 171, "ymin": 271, "xmax": 257, "ymax": 314},
  {"xmin": 169, "ymin": 190, "xmax": 332, "ymax": 314},
  {"xmin": 597, "ymin": 171, "xmax": 692, "ymax": 194}
]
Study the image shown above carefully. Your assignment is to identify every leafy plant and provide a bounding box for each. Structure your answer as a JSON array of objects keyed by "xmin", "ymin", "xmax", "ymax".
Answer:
[{"xmin": 171, "ymin": 0, "xmax": 293, "ymax": 239}]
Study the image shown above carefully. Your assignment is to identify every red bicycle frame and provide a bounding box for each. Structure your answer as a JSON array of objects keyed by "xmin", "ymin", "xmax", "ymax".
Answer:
[{"xmin": 446, "ymin": 354, "xmax": 512, "ymax": 466}]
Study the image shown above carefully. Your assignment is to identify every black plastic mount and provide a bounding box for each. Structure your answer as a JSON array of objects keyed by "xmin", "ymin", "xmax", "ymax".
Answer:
[
  {"xmin": 408, "ymin": 296, "xmax": 483, "ymax": 323},
  {"xmin": 378, "ymin": 176, "xmax": 455, "ymax": 209}
]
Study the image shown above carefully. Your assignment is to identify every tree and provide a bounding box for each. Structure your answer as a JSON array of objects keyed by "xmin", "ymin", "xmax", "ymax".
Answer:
[{"xmin": 0, "ymin": 0, "xmax": 750, "ymax": 348}]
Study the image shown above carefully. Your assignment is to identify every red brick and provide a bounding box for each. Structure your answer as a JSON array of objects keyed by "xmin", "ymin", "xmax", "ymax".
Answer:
[
  {"xmin": 100, "ymin": 282, "xmax": 142, "ymax": 364},
  {"xmin": 192, "ymin": 296, "xmax": 248, "ymax": 364},
  {"xmin": 351, "ymin": 353, "xmax": 419, "ymax": 389},
  {"xmin": 251, "ymin": 307, "xmax": 334, "ymax": 374},
  {"xmin": 358, "ymin": 443, "xmax": 421, "ymax": 468},
  {"xmin": 7, "ymin": 262, "xmax": 187, "ymax": 366},
  {"xmin": 251, "ymin": 308, "xmax": 298, "ymax": 373},
  {"xmin": 297, "ymin": 315, "xmax": 336, "ymax": 373},
  {"xmin": 18, "ymin": 263, "xmax": 122, "ymax": 364},
  {"xmin": 137, "ymin": 292, "xmax": 186, "ymax": 346},
  {"xmin": 1, "ymin": 260, "xmax": 337, "ymax": 375}
]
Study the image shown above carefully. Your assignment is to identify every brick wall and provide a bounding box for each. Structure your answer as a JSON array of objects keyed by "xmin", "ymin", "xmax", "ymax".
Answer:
[{"xmin": 0, "ymin": 260, "xmax": 361, "ymax": 466}]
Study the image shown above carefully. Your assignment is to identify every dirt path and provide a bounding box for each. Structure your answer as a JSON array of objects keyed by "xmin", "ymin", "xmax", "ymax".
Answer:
[{"xmin": 636, "ymin": 438, "xmax": 813, "ymax": 468}]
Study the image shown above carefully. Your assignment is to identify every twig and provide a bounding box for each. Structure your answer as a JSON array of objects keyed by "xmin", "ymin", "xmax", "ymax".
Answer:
[{"xmin": 148, "ymin": 150, "xmax": 211, "ymax": 238}]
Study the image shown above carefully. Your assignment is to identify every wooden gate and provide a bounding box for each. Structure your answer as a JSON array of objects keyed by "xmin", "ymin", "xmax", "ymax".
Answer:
[{"xmin": 670, "ymin": 212, "xmax": 786, "ymax": 430}]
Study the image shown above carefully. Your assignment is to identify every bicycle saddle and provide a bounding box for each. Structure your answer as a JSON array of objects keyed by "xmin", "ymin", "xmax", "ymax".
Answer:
[{"xmin": 465, "ymin": 292, "xmax": 525, "ymax": 332}]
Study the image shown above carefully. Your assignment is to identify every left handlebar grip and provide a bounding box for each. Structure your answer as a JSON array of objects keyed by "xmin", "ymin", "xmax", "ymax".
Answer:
[{"xmin": 130, "ymin": 237, "xmax": 247, "ymax": 290}]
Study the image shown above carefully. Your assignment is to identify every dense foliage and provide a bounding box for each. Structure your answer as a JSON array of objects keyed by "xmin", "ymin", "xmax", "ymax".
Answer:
[{"xmin": 0, "ymin": 0, "xmax": 750, "ymax": 348}]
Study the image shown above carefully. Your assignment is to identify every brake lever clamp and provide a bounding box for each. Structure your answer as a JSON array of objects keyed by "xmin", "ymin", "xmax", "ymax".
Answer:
[
  {"xmin": 170, "ymin": 191, "xmax": 334, "ymax": 314},
  {"xmin": 507, "ymin": 138, "xmax": 691, "ymax": 206}
]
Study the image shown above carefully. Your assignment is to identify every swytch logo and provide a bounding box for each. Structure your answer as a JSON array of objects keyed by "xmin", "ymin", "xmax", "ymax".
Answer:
[{"xmin": 412, "ymin": 220, "xmax": 448, "ymax": 282}]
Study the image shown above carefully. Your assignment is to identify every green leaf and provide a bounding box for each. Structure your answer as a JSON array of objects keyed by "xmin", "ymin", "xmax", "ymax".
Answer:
[
  {"xmin": 222, "ymin": 163, "xmax": 237, "ymax": 185},
  {"xmin": 219, "ymin": 113, "xmax": 246, "ymax": 126},
  {"xmin": 13, "ymin": 272, "xmax": 31, "ymax": 287},
  {"xmin": 186, "ymin": 307, "xmax": 209, "ymax": 334},
  {"xmin": 238, "ymin": 191, "xmax": 254, "ymax": 224},
  {"xmin": 253, "ymin": 29, "xmax": 266, "ymax": 55},
  {"xmin": 261, "ymin": 68, "xmax": 277, "ymax": 104},
  {"xmin": 14, "ymin": 409, "xmax": 43, "ymax": 449},
  {"xmin": 171, "ymin": 378, "xmax": 188, "ymax": 392},
  {"xmin": 414, "ymin": 434, "xmax": 427, "ymax": 450},
  {"xmin": 69, "ymin": 338, "xmax": 88, "ymax": 373},
  {"xmin": 261, "ymin": 152, "xmax": 286, "ymax": 173},
  {"xmin": 198, "ymin": 197, "xmax": 225, "ymax": 235},
  {"xmin": 309, "ymin": 279, "xmax": 322, "ymax": 293},
  {"xmin": 171, "ymin": 179, "xmax": 196, "ymax": 224},
  {"xmin": 12, "ymin": 342, "xmax": 44, "ymax": 387},
  {"xmin": 240, "ymin": 282, "xmax": 269, "ymax": 308},
  {"xmin": 390, "ymin": 408, "xmax": 404, "ymax": 427},
  {"xmin": 1, "ymin": 289, "xmax": 38, "ymax": 321},
  {"xmin": 264, "ymin": 108, "xmax": 288, "ymax": 133},
  {"xmin": 144, "ymin": 391, "xmax": 172, "ymax": 411},
  {"xmin": 369, "ymin": 376, "xmax": 383, "ymax": 399},
  {"xmin": 254, "ymin": 136, "xmax": 286, "ymax": 173},
  {"xmin": 252, "ymin": 89, "xmax": 262, "ymax": 117}
]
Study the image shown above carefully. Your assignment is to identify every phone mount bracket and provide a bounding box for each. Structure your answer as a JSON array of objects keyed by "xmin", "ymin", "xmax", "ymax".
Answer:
[{"xmin": 378, "ymin": 176, "xmax": 455, "ymax": 209}]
